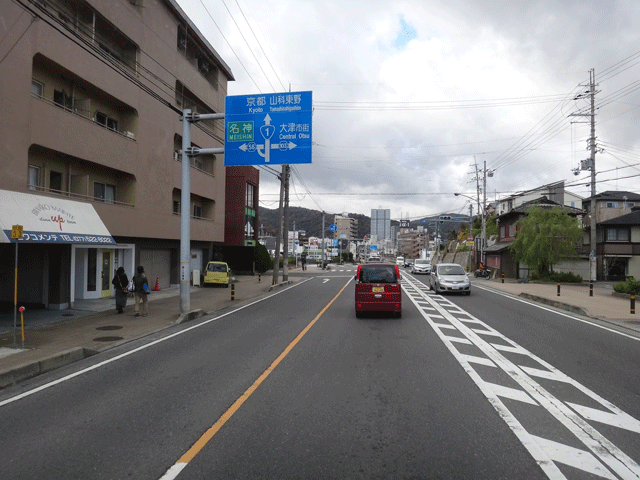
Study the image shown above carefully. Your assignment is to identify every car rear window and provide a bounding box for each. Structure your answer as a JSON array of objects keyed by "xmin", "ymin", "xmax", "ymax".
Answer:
[
  {"xmin": 208, "ymin": 263, "xmax": 227, "ymax": 272},
  {"xmin": 359, "ymin": 265, "xmax": 397, "ymax": 283}
]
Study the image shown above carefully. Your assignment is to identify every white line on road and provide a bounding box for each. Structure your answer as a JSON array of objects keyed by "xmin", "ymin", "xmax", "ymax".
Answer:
[{"xmin": 0, "ymin": 278, "xmax": 315, "ymax": 408}]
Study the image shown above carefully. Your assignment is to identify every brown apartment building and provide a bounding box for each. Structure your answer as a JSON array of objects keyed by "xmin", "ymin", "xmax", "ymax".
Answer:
[{"xmin": 0, "ymin": 0, "xmax": 240, "ymax": 309}]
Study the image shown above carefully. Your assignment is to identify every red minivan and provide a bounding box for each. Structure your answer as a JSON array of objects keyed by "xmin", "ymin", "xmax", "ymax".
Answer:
[{"xmin": 354, "ymin": 263, "xmax": 402, "ymax": 318}]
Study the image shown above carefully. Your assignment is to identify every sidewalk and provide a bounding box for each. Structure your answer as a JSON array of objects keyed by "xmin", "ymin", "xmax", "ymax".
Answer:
[
  {"xmin": 0, "ymin": 272, "xmax": 302, "ymax": 388},
  {"xmin": 474, "ymin": 278, "xmax": 640, "ymax": 334}
]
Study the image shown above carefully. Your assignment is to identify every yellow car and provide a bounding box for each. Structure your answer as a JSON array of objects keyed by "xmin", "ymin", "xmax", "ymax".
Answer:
[{"xmin": 204, "ymin": 261, "xmax": 230, "ymax": 287}]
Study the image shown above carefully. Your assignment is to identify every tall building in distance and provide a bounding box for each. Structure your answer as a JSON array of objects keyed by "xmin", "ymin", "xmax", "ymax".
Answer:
[
  {"xmin": 371, "ymin": 209, "xmax": 391, "ymax": 240},
  {"xmin": 335, "ymin": 213, "xmax": 358, "ymax": 241}
]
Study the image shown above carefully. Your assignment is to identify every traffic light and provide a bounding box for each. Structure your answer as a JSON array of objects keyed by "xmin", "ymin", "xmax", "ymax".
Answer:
[{"xmin": 439, "ymin": 215, "xmax": 451, "ymax": 224}]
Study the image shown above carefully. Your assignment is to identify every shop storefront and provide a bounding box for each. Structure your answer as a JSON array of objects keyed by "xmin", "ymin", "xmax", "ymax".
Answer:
[{"xmin": 0, "ymin": 189, "xmax": 131, "ymax": 309}]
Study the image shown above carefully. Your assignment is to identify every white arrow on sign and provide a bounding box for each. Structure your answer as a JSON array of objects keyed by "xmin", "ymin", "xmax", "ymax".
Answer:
[{"xmin": 239, "ymin": 141, "xmax": 297, "ymax": 153}]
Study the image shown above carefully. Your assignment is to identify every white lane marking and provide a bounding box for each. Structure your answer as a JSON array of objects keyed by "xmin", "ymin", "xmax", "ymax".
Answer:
[
  {"xmin": 484, "ymin": 382, "xmax": 538, "ymax": 405},
  {"xmin": 323, "ymin": 279, "xmax": 330, "ymax": 283},
  {"xmin": 434, "ymin": 323, "xmax": 457, "ymax": 330},
  {"xmin": 519, "ymin": 366, "xmax": 572, "ymax": 384},
  {"xmin": 490, "ymin": 343, "xmax": 529, "ymax": 355},
  {"xmin": 404, "ymin": 289, "xmax": 566, "ymax": 479},
  {"xmin": 460, "ymin": 354, "xmax": 495, "ymax": 367},
  {"xmin": 0, "ymin": 278, "xmax": 317, "ymax": 408},
  {"xmin": 473, "ymin": 283, "xmax": 640, "ymax": 342},
  {"xmin": 159, "ymin": 463, "xmax": 187, "ymax": 480},
  {"xmin": 403, "ymin": 276, "xmax": 640, "ymax": 480},
  {"xmin": 567, "ymin": 404, "xmax": 640, "ymax": 434},
  {"xmin": 443, "ymin": 336, "xmax": 473, "ymax": 345},
  {"xmin": 531, "ymin": 435, "xmax": 617, "ymax": 479}
]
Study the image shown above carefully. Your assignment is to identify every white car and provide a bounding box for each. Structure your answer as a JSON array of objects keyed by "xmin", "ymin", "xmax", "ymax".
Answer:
[
  {"xmin": 411, "ymin": 259, "xmax": 431, "ymax": 274},
  {"xmin": 429, "ymin": 263, "xmax": 470, "ymax": 295}
]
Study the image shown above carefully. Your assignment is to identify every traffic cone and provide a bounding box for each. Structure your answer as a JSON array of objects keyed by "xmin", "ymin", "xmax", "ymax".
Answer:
[{"xmin": 154, "ymin": 277, "xmax": 160, "ymax": 291}]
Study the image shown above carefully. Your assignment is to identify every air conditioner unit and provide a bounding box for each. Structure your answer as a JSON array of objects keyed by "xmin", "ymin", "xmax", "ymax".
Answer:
[{"xmin": 125, "ymin": 131, "xmax": 135, "ymax": 139}]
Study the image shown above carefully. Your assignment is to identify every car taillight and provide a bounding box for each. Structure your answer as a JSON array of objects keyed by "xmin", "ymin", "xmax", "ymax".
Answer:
[
  {"xmin": 395, "ymin": 264, "xmax": 400, "ymax": 280},
  {"xmin": 356, "ymin": 264, "xmax": 361, "ymax": 280}
]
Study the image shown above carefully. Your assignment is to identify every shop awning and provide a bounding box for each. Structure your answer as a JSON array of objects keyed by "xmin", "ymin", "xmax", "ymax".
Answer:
[{"xmin": 0, "ymin": 189, "xmax": 115, "ymax": 245}]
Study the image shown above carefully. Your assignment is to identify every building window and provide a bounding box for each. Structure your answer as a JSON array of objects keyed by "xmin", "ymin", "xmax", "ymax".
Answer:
[
  {"xmin": 95, "ymin": 112, "xmax": 118, "ymax": 131},
  {"xmin": 193, "ymin": 205, "xmax": 202, "ymax": 218},
  {"xmin": 28, "ymin": 166, "xmax": 40, "ymax": 190},
  {"xmin": 53, "ymin": 89, "xmax": 72, "ymax": 110},
  {"xmin": 500, "ymin": 225, "xmax": 505, "ymax": 238},
  {"xmin": 246, "ymin": 183, "xmax": 256, "ymax": 207},
  {"xmin": 31, "ymin": 80, "xmax": 43, "ymax": 98},
  {"xmin": 94, "ymin": 182, "xmax": 115, "ymax": 203},
  {"xmin": 173, "ymin": 200, "xmax": 180, "ymax": 214},
  {"xmin": 606, "ymin": 228, "xmax": 630, "ymax": 242},
  {"xmin": 606, "ymin": 202, "xmax": 618, "ymax": 208},
  {"xmin": 49, "ymin": 171, "xmax": 63, "ymax": 192}
]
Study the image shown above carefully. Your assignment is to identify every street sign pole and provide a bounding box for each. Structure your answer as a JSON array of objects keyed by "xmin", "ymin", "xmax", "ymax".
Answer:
[{"xmin": 11, "ymin": 224, "xmax": 23, "ymax": 347}]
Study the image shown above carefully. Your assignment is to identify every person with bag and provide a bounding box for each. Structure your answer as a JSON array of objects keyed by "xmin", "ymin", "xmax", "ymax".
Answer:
[
  {"xmin": 111, "ymin": 267, "xmax": 129, "ymax": 314},
  {"xmin": 133, "ymin": 265, "xmax": 150, "ymax": 317}
]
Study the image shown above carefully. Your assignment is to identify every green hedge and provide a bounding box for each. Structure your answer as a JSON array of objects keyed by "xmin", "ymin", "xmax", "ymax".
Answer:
[
  {"xmin": 530, "ymin": 271, "xmax": 583, "ymax": 283},
  {"xmin": 613, "ymin": 277, "xmax": 640, "ymax": 295}
]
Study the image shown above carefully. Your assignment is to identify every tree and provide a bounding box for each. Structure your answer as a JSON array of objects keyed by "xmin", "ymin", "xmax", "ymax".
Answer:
[
  {"xmin": 255, "ymin": 242, "xmax": 272, "ymax": 274},
  {"xmin": 509, "ymin": 206, "xmax": 583, "ymax": 275}
]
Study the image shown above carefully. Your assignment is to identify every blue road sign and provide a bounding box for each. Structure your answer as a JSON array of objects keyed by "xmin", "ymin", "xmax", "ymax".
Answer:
[
  {"xmin": 329, "ymin": 223, "xmax": 337, "ymax": 232},
  {"xmin": 224, "ymin": 91, "xmax": 312, "ymax": 166}
]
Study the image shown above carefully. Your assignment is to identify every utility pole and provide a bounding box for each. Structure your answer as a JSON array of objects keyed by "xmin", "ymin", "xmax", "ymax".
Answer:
[
  {"xmin": 589, "ymin": 69, "xmax": 597, "ymax": 282},
  {"xmin": 481, "ymin": 160, "xmax": 488, "ymax": 266},
  {"xmin": 469, "ymin": 204, "xmax": 473, "ymax": 272},
  {"xmin": 272, "ymin": 165, "xmax": 286, "ymax": 285},
  {"xmin": 571, "ymin": 69, "xmax": 598, "ymax": 282},
  {"xmin": 321, "ymin": 212, "xmax": 326, "ymax": 268}
]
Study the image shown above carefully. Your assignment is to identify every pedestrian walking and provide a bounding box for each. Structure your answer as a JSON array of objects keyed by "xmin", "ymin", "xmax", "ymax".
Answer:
[
  {"xmin": 111, "ymin": 267, "xmax": 128, "ymax": 314},
  {"xmin": 133, "ymin": 265, "xmax": 150, "ymax": 317}
]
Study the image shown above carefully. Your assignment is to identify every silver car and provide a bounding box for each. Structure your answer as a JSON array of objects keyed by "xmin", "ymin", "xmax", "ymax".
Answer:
[
  {"xmin": 430, "ymin": 263, "xmax": 470, "ymax": 295},
  {"xmin": 411, "ymin": 259, "xmax": 431, "ymax": 274}
]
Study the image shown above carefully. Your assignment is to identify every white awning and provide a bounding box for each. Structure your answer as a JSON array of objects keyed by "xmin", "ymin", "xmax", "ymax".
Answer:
[{"xmin": 0, "ymin": 189, "xmax": 115, "ymax": 245}]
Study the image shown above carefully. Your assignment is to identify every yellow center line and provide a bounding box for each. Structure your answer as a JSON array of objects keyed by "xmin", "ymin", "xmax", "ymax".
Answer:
[{"xmin": 166, "ymin": 278, "xmax": 352, "ymax": 474}]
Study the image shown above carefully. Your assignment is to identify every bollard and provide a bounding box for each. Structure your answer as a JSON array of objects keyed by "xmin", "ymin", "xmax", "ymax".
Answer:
[
  {"xmin": 231, "ymin": 283, "xmax": 235, "ymax": 301},
  {"xmin": 501, "ymin": 273, "xmax": 504, "ymax": 284},
  {"xmin": 632, "ymin": 295, "xmax": 636, "ymax": 315},
  {"xmin": 557, "ymin": 282, "xmax": 560, "ymax": 296},
  {"xmin": 589, "ymin": 281, "xmax": 593, "ymax": 297},
  {"xmin": 19, "ymin": 306, "xmax": 25, "ymax": 348}
]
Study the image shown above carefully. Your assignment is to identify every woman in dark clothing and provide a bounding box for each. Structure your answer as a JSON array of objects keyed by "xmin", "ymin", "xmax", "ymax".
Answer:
[
  {"xmin": 132, "ymin": 265, "xmax": 149, "ymax": 317},
  {"xmin": 111, "ymin": 267, "xmax": 129, "ymax": 314}
]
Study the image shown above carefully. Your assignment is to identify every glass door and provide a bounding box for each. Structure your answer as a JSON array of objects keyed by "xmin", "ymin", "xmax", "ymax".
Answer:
[{"xmin": 101, "ymin": 250, "xmax": 113, "ymax": 298}]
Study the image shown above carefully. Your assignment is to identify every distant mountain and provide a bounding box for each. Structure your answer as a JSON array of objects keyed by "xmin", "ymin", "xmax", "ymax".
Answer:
[{"xmin": 258, "ymin": 207, "xmax": 471, "ymax": 239}]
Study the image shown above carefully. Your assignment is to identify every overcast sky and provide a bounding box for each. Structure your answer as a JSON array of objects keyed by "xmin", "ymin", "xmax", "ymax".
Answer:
[{"xmin": 176, "ymin": 0, "xmax": 640, "ymax": 220}]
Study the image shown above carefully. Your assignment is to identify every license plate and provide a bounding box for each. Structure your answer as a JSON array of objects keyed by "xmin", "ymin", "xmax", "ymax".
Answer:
[
  {"xmin": 372, "ymin": 286, "xmax": 384, "ymax": 292},
  {"xmin": 453, "ymin": 286, "xmax": 460, "ymax": 289}
]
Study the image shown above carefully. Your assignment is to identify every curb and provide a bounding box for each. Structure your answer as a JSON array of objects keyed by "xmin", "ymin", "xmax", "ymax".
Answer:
[
  {"xmin": 0, "ymin": 347, "xmax": 96, "ymax": 389},
  {"xmin": 518, "ymin": 293, "xmax": 591, "ymax": 317}
]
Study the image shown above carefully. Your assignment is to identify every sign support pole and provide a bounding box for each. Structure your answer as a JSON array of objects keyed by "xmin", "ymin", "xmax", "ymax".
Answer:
[{"xmin": 13, "ymin": 241, "xmax": 18, "ymax": 346}]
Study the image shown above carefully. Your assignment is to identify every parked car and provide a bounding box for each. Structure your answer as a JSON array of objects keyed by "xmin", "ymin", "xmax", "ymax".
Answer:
[
  {"xmin": 411, "ymin": 259, "xmax": 431, "ymax": 274},
  {"xmin": 354, "ymin": 263, "xmax": 402, "ymax": 318},
  {"xmin": 203, "ymin": 261, "xmax": 230, "ymax": 287},
  {"xmin": 429, "ymin": 263, "xmax": 470, "ymax": 295}
]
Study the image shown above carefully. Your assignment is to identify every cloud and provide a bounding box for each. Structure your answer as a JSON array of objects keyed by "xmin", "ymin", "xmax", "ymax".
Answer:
[{"xmin": 177, "ymin": 0, "xmax": 640, "ymax": 219}]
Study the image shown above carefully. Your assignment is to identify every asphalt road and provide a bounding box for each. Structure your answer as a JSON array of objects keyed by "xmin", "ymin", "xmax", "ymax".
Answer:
[{"xmin": 1, "ymin": 268, "xmax": 639, "ymax": 479}]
